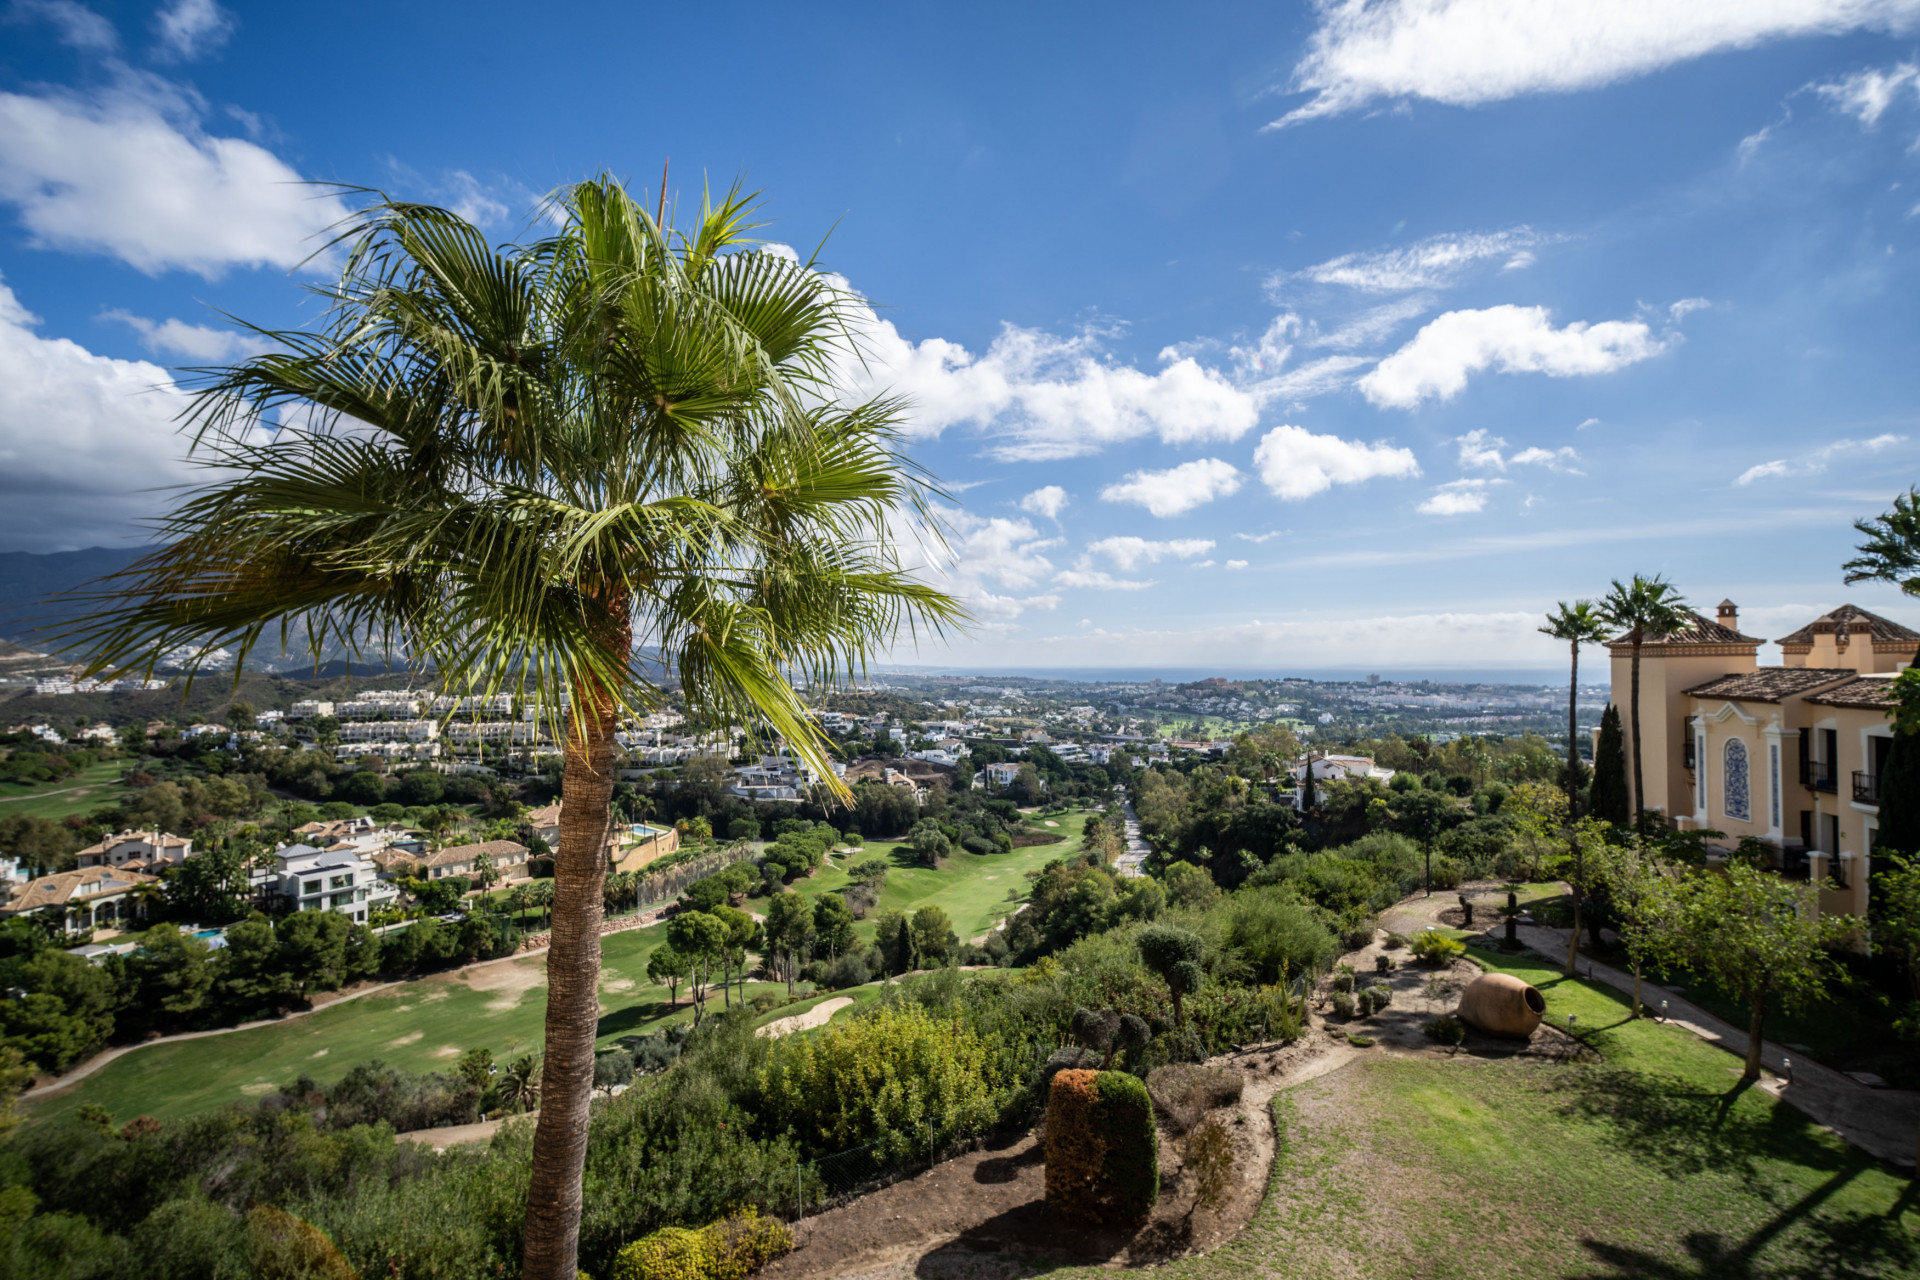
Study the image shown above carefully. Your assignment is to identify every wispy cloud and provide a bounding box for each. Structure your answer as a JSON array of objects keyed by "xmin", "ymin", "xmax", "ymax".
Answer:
[
  {"xmin": 1418, "ymin": 478, "xmax": 1502, "ymax": 515},
  {"xmin": 1278, "ymin": 227, "xmax": 1551, "ymax": 294},
  {"xmin": 1271, "ymin": 0, "xmax": 1920, "ymax": 127},
  {"xmin": 1733, "ymin": 434, "xmax": 1907, "ymax": 485}
]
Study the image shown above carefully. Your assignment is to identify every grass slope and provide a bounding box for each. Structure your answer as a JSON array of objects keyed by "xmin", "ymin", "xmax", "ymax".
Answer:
[
  {"xmin": 1095, "ymin": 948, "xmax": 1918, "ymax": 1280},
  {"xmin": 789, "ymin": 808, "xmax": 1087, "ymax": 943},
  {"xmin": 0, "ymin": 759, "xmax": 129, "ymax": 820}
]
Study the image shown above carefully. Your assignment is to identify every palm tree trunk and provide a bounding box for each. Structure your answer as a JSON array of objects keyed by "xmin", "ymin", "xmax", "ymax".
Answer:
[
  {"xmin": 520, "ymin": 686, "xmax": 618, "ymax": 1280},
  {"xmin": 1628, "ymin": 638, "xmax": 1645, "ymax": 834},
  {"xmin": 1631, "ymin": 958, "xmax": 1643, "ymax": 1018}
]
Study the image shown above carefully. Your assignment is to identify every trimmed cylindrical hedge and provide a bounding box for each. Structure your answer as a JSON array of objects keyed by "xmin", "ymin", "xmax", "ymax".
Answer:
[{"xmin": 1044, "ymin": 1068, "xmax": 1159, "ymax": 1227}]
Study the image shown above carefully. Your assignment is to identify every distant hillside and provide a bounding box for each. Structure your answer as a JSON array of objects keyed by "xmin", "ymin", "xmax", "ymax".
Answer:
[{"xmin": 0, "ymin": 546, "xmax": 151, "ymax": 647}]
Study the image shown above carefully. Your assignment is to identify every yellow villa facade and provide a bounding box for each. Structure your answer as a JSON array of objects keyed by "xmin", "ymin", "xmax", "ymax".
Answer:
[{"xmin": 1608, "ymin": 600, "xmax": 1912, "ymax": 923}]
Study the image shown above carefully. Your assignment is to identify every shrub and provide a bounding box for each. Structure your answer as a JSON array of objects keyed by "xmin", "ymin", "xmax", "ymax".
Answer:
[
  {"xmin": 1347, "ymin": 1033, "xmax": 1375, "ymax": 1047},
  {"xmin": 1217, "ymin": 889, "xmax": 1339, "ymax": 982},
  {"xmin": 1146, "ymin": 1064, "xmax": 1244, "ymax": 1134},
  {"xmin": 1383, "ymin": 931, "xmax": 1406, "ymax": 950},
  {"xmin": 1330, "ymin": 968, "xmax": 1355, "ymax": 993},
  {"xmin": 1355, "ymin": 988, "xmax": 1378, "ymax": 1016},
  {"xmin": 1340, "ymin": 919, "xmax": 1377, "ymax": 951},
  {"xmin": 246, "ymin": 1206, "xmax": 358, "ymax": 1280},
  {"xmin": 1425, "ymin": 1015, "xmax": 1468, "ymax": 1046},
  {"xmin": 1374, "ymin": 954, "xmax": 1392, "ymax": 974},
  {"xmin": 1364, "ymin": 984, "xmax": 1392, "ymax": 1010},
  {"xmin": 822, "ymin": 952, "xmax": 871, "ymax": 989},
  {"xmin": 1431, "ymin": 857, "xmax": 1464, "ymax": 890},
  {"xmin": 1184, "ymin": 1114, "xmax": 1237, "ymax": 1219},
  {"xmin": 613, "ymin": 1227, "xmax": 709, "ymax": 1280},
  {"xmin": 1330, "ymin": 990, "xmax": 1357, "ymax": 1019},
  {"xmin": 757, "ymin": 1002, "xmax": 998, "ymax": 1158},
  {"xmin": 1409, "ymin": 928, "xmax": 1466, "ymax": 966},
  {"xmin": 705, "ymin": 1210, "xmax": 795, "ymax": 1279},
  {"xmin": 1044, "ymin": 1069, "xmax": 1158, "ymax": 1227}
]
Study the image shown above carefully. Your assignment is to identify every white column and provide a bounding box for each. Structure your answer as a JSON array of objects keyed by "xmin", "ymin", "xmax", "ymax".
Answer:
[
  {"xmin": 1692, "ymin": 716, "xmax": 1709, "ymax": 824},
  {"xmin": 1763, "ymin": 719, "xmax": 1787, "ymax": 843}
]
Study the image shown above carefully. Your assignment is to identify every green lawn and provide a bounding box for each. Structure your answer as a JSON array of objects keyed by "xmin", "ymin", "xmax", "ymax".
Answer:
[
  {"xmin": 786, "ymin": 808, "xmax": 1088, "ymax": 943},
  {"xmin": 1089, "ymin": 947, "xmax": 1918, "ymax": 1280},
  {"xmin": 0, "ymin": 760, "xmax": 129, "ymax": 821}
]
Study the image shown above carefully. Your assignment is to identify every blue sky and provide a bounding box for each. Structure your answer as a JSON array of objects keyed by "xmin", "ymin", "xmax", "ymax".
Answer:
[{"xmin": 3, "ymin": 1, "xmax": 1920, "ymax": 675}]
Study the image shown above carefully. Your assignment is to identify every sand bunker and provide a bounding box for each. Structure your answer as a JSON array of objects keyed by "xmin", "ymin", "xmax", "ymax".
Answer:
[
  {"xmin": 756, "ymin": 997, "xmax": 853, "ymax": 1039},
  {"xmin": 386, "ymin": 1030, "xmax": 424, "ymax": 1047}
]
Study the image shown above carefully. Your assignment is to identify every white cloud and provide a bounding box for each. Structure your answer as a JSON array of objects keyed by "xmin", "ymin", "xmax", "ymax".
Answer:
[
  {"xmin": 1224, "ymin": 559, "xmax": 1249, "ymax": 570},
  {"xmin": 1273, "ymin": 0, "xmax": 1920, "ymax": 127},
  {"xmin": 1099, "ymin": 458, "xmax": 1243, "ymax": 517},
  {"xmin": 1360, "ymin": 304, "xmax": 1667, "ymax": 408},
  {"xmin": 1249, "ymin": 354, "xmax": 1372, "ymax": 404},
  {"xmin": 1083, "ymin": 536, "xmax": 1215, "ymax": 570},
  {"xmin": 1284, "ymin": 227, "xmax": 1550, "ymax": 293},
  {"xmin": 0, "ymin": 276, "xmax": 197, "ymax": 549},
  {"xmin": 1455, "ymin": 428, "xmax": 1507, "ymax": 470},
  {"xmin": 1417, "ymin": 478, "xmax": 1501, "ymax": 515},
  {"xmin": 1815, "ymin": 61, "xmax": 1920, "ymax": 125},
  {"xmin": 1510, "ymin": 445, "xmax": 1583, "ymax": 472},
  {"xmin": 1734, "ymin": 433, "xmax": 1907, "ymax": 484},
  {"xmin": 841, "ymin": 317, "xmax": 1260, "ymax": 462},
  {"xmin": 1052, "ymin": 568, "xmax": 1157, "ymax": 591},
  {"xmin": 1735, "ymin": 459, "xmax": 1795, "ymax": 485},
  {"xmin": 99, "ymin": 309, "xmax": 269, "ymax": 361},
  {"xmin": 1018, "ymin": 485, "xmax": 1069, "ymax": 520},
  {"xmin": 154, "ymin": 0, "xmax": 234, "ymax": 61},
  {"xmin": 13, "ymin": 0, "xmax": 118, "ymax": 50},
  {"xmin": 894, "ymin": 505, "xmax": 1061, "ymax": 622},
  {"xmin": 0, "ymin": 77, "xmax": 348, "ymax": 276},
  {"xmin": 1234, "ymin": 530, "xmax": 1287, "ymax": 543},
  {"xmin": 1305, "ymin": 295, "xmax": 1434, "ymax": 347},
  {"xmin": 1252, "ymin": 423, "xmax": 1420, "ymax": 500}
]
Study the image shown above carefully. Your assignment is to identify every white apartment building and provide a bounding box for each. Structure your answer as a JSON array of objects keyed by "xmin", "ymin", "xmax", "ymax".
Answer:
[
  {"xmin": 76, "ymin": 829, "xmax": 195, "ymax": 871},
  {"xmin": 338, "ymin": 720, "xmax": 439, "ymax": 743},
  {"xmin": 334, "ymin": 740, "xmax": 442, "ymax": 762},
  {"xmin": 444, "ymin": 721, "xmax": 543, "ymax": 746},
  {"xmin": 258, "ymin": 843, "xmax": 398, "ymax": 924},
  {"xmin": 288, "ymin": 700, "xmax": 335, "ymax": 720},
  {"xmin": 430, "ymin": 693, "xmax": 516, "ymax": 716}
]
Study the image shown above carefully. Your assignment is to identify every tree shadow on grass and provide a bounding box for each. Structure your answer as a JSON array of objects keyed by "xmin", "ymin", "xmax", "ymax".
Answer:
[
  {"xmin": 595, "ymin": 1000, "xmax": 676, "ymax": 1038},
  {"xmin": 1570, "ymin": 1152, "xmax": 1918, "ymax": 1279},
  {"xmin": 1548, "ymin": 1067, "xmax": 1833, "ymax": 1182}
]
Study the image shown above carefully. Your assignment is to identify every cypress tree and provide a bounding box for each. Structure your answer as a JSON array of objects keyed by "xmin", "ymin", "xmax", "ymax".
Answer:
[
  {"xmin": 1590, "ymin": 704, "xmax": 1630, "ymax": 828},
  {"xmin": 1877, "ymin": 729, "xmax": 1920, "ymax": 857}
]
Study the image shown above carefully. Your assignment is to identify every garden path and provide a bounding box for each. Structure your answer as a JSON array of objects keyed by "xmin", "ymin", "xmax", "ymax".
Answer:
[{"xmin": 1382, "ymin": 888, "xmax": 1920, "ymax": 1169}]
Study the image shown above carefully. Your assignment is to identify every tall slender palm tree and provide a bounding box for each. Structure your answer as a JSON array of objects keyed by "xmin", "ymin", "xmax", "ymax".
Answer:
[
  {"xmin": 1844, "ymin": 486, "xmax": 1920, "ymax": 664},
  {"xmin": 54, "ymin": 176, "xmax": 962, "ymax": 1280},
  {"xmin": 1599, "ymin": 575, "xmax": 1690, "ymax": 834},
  {"xmin": 1538, "ymin": 601, "xmax": 1610, "ymax": 804}
]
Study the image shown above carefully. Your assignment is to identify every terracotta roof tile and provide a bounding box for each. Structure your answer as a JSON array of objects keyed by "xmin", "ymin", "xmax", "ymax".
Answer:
[
  {"xmin": 1683, "ymin": 668, "xmax": 1857, "ymax": 703},
  {"xmin": 1775, "ymin": 604, "xmax": 1920, "ymax": 647},
  {"xmin": 1805, "ymin": 676, "xmax": 1901, "ymax": 709},
  {"xmin": 1608, "ymin": 610, "xmax": 1763, "ymax": 649}
]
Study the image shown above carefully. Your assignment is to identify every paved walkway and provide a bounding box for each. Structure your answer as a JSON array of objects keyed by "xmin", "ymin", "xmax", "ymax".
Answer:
[
  {"xmin": 1114, "ymin": 800, "xmax": 1148, "ymax": 879},
  {"xmin": 1385, "ymin": 890, "xmax": 1920, "ymax": 1168}
]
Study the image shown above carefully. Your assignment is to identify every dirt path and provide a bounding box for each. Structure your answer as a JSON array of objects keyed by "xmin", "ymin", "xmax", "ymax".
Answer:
[
  {"xmin": 0, "ymin": 779, "xmax": 113, "ymax": 804},
  {"xmin": 758, "ymin": 997, "xmax": 854, "ymax": 1039},
  {"xmin": 394, "ymin": 1111, "xmax": 534, "ymax": 1151}
]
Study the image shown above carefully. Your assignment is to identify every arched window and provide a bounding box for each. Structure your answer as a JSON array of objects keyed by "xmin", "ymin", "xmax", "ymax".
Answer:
[{"xmin": 1723, "ymin": 738, "xmax": 1751, "ymax": 823}]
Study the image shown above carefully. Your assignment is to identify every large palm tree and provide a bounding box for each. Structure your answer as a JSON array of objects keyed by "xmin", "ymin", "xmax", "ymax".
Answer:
[
  {"xmin": 55, "ymin": 176, "xmax": 962, "ymax": 1280},
  {"xmin": 1538, "ymin": 601, "xmax": 1610, "ymax": 804},
  {"xmin": 1599, "ymin": 575, "xmax": 1690, "ymax": 834},
  {"xmin": 1844, "ymin": 486, "xmax": 1920, "ymax": 663}
]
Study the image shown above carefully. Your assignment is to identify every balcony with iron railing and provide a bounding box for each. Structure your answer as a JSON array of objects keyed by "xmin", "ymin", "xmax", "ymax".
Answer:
[
  {"xmin": 1854, "ymin": 771, "xmax": 1879, "ymax": 805},
  {"xmin": 1801, "ymin": 756, "xmax": 1837, "ymax": 793}
]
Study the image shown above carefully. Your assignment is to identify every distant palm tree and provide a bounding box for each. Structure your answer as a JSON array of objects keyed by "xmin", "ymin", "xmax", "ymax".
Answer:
[
  {"xmin": 500, "ymin": 1052, "xmax": 542, "ymax": 1112},
  {"xmin": 1599, "ymin": 576, "xmax": 1691, "ymax": 833},
  {"xmin": 507, "ymin": 883, "xmax": 531, "ymax": 929},
  {"xmin": 1844, "ymin": 486, "xmax": 1920, "ymax": 663},
  {"xmin": 55, "ymin": 176, "xmax": 962, "ymax": 1280},
  {"xmin": 1538, "ymin": 601, "xmax": 1611, "ymax": 804}
]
